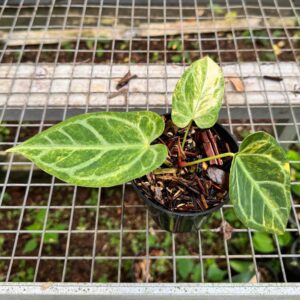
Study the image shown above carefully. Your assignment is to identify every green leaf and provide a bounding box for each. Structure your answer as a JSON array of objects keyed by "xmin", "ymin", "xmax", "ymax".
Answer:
[
  {"xmin": 278, "ymin": 232, "xmax": 293, "ymax": 247},
  {"xmin": 85, "ymin": 40, "xmax": 94, "ymax": 50},
  {"xmin": 148, "ymin": 234, "xmax": 157, "ymax": 248},
  {"xmin": 44, "ymin": 233, "xmax": 59, "ymax": 244},
  {"xmin": 96, "ymin": 49, "xmax": 104, "ymax": 58},
  {"xmin": 35, "ymin": 209, "xmax": 46, "ymax": 223},
  {"xmin": 272, "ymin": 30, "xmax": 283, "ymax": 38},
  {"xmin": 287, "ymin": 150, "xmax": 300, "ymax": 171},
  {"xmin": 171, "ymin": 56, "xmax": 224, "ymax": 129},
  {"xmin": 253, "ymin": 232, "xmax": 275, "ymax": 253},
  {"xmin": 292, "ymin": 184, "xmax": 300, "ymax": 197},
  {"xmin": 171, "ymin": 54, "xmax": 183, "ymax": 63},
  {"xmin": 230, "ymin": 132, "xmax": 291, "ymax": 235},
  {"xmin": 230, "ymin": 260, "xmax": 253, "ymax": 273},
  {"xmin": 211, "ymin": 4, "xmax": 224, "ymax": 15},
  {"xmin": 207, "ymin": 262, "xmax": 227, "ymax": 282},
  {"xmin": 162, "ymin": 232, "xmax": 172, "ymax": 248},
  {"xmin": 191, "ymin": 266, "xmax": 202, "ymax": 282},
  {"xmin": 291, "ymin": 166, "xmax": 300, "ymax": 196},
  {"xmin": 177, "ymin": 259, "xmax": 194, "ymax": 279},
  {"xmin": 167, "ymin": 39, "xmax": 183, "ymax": 51},
  {"xmin": 232, "ymin": 270, "xmax": 255, "ymax": 283},
  {"xmin": 26, "ymin": 223, "xmax": 42, "ymax": 231},
  {"xmin": 225, "ymin": 11, "xmax": 238, "ymax": 22},
  {"xmin": 23, "ymin": 238, "xmax": 38, "ymax": 254},
  {"xmin": 7, "ymin": 111, "xmax": 167, "ymax": 187},
  {"xmin": 62, "ymin": 42, "xmax": 73, "ymax": 50},
  {"xmin": 44, "ymin": 224, "xmax": 65, "ymax": 244}
]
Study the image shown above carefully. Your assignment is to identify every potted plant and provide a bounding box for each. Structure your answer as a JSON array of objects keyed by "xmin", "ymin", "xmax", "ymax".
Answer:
[{"xmin": 7, "ymin": 56, "xmax": 291, "ymax": 234}]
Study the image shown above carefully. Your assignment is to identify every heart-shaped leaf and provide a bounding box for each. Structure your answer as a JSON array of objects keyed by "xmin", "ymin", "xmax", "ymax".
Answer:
[
  {"xmin": 7, "ymin": 111, "xmax": 167, "ymax": 187},
  {"xmin": 230, "ymin": 132, "xmax": 291, "ymax": 235},
  {"xmin": 171, "ymin": 56, "xmax": 224, "ymax": 129}
]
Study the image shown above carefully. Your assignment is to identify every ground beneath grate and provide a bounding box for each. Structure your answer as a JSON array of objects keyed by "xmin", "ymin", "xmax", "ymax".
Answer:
[
  {"xmin": 0, "ymin": 124, "xmax": 300, "ymax": 283},
  {"xmin": 2, "ymin": 30, "xmax": 299, "ymax": 64}
]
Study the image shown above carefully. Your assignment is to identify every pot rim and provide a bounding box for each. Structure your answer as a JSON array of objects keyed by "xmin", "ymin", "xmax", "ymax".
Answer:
[{"xmin": 132, "ymin": 119, "xmax": 238, "ymax": 218}]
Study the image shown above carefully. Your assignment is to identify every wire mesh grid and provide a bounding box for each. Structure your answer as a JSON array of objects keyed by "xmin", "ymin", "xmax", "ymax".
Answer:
[{"xmin": 0, "ymin": 0, "xmax": 299, "ymax": 287}]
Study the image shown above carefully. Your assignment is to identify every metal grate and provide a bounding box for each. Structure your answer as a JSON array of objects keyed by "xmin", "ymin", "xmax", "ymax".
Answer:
[{"xmin": 0, "ymin": 0, "xmax": 300, "ymax": 297}]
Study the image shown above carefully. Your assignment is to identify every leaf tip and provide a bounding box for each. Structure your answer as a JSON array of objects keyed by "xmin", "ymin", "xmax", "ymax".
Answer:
[
  {"xmin": 202, "ymin": 55, "xmax": 214, "ymax": 63},
  {"xmin": 5, "ymin": 146, "xmax": 17, "ymax": 153},
  {"xmin": 201, "ymin": 55, "xmax": 221, "ymax": 68},
  {"xmin": 5, "ymin": 143, "xmax": 25, "ymax": 154}
]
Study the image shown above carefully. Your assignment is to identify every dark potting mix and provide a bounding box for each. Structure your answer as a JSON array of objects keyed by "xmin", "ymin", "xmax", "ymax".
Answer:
[{"xmin": 135, "ymin": 115, "xmax": 234, "ymax": 212}]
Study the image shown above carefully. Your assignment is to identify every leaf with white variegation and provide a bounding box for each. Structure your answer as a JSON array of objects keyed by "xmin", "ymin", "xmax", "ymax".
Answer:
[
  {"xmin": 171, "ymin": 56, "xmax": 224, "ymax": 129},
  {"xmin": 7, "ymin": 111, "xmax": 167, "ymax": 187},
  {"xmin": 229, "ymin": 132, "xmax": 291, "ymax": 235}
]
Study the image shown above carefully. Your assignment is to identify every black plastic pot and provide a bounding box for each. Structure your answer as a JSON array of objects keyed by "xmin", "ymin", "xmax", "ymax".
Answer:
[
  {"xmin": 132, "ymin": 121, "xmax": 238, "ymax": 233},
  {"xmin": 284, "ymin": 238, "xmax": 300, "ymax": 282}
]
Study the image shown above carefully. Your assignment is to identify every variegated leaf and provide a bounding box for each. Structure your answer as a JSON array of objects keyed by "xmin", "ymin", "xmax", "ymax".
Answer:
[
  {"xmin": 230, "ymin": 132, "xmax": 291, "ymax": 235},
  {"xmin": 171, "ymin": 56, "xmax": 224, "ymax": 129},
  {"xmin": 7, "ymin": 111, "xmax": 167, "ymax": 187}
]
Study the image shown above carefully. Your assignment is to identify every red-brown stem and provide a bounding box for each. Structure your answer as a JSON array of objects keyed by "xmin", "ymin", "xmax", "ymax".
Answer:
[
  {"xmin": 177, "ymin": 137, "xmax": 186, "ymax": 163},
  {"xmin": 199, "ymin": 131, "xmax": 218, "ymax": 165},
  {"xmin": 207, "ymin": 129, "xmax": 223, "ymax": 165},
  {"xmin": 195, "ymin": 175, "xmax": 207, "ymax": 196}
]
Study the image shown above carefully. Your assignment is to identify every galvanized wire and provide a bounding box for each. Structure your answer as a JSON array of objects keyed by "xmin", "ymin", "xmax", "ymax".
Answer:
[{"xmin": 0, "ymin": 0, "xmax": 299, "ymax": 284}]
